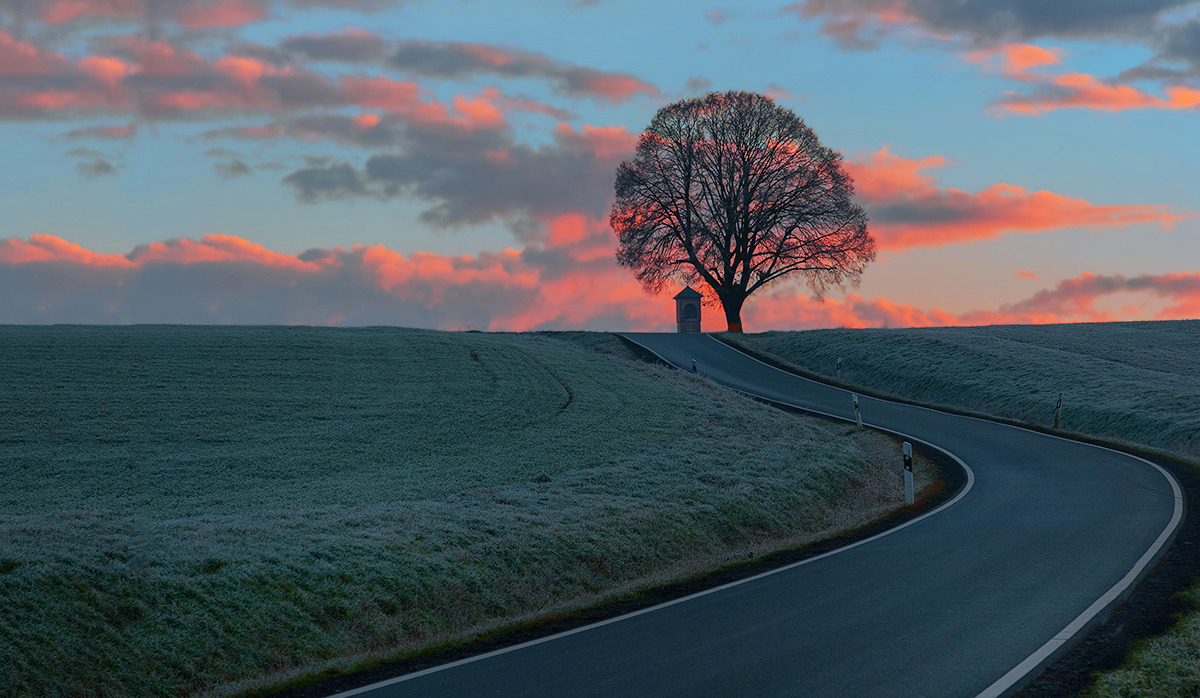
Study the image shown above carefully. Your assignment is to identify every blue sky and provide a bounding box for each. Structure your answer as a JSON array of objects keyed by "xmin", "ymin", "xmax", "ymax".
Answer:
[{"xmin": 1, "ymin": 0, "xmax": 1198, "ymax": 329}]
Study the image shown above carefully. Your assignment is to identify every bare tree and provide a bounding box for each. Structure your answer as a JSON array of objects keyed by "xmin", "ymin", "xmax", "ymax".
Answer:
[{"xmin": 611, "ymin": 91, "xmax": 875, "ymax": 332}]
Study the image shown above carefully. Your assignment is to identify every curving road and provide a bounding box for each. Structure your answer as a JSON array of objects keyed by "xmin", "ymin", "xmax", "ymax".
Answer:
[{"xmin": 332, "ymin": 333, "xmax": 1182, "ymax": 698}]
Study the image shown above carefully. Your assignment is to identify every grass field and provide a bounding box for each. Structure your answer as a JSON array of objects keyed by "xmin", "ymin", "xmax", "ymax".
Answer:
[
  {"xmin": 732, "ymin": 320, "xmax": 1200, "ymax": 697},
  {"xmin": 0, "ymin": 327, "xmax": 931, "ymax": 697},
  {"xmin": 733, "ymin": 320, "xmax": 1200, "ymax": 458}
]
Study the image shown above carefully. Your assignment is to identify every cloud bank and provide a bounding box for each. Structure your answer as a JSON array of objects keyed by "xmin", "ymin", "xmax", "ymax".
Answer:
[
  {"xmin": 783, "ymin": 1, "xmax": 1200, "ymax": 116},
  {"xmin": 4, "ymin": 231, "xmax": 1197, "ymax": 330},
  {"xmin": 845, "ymin": 148, "xmax": 1188, "ymax": 249}
]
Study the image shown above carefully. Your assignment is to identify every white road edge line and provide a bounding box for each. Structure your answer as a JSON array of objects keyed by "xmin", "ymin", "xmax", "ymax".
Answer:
[
  {"xmin": 702, "ymin": 334, "xmax": 1186, "ymax": 698},
  {"xmin": 974, "ymin": 450, "xmax": 1183, "ymax": 698},
  {"xmin": 324, "ymin": 335, "xmax": 977, "ymax": 698}
]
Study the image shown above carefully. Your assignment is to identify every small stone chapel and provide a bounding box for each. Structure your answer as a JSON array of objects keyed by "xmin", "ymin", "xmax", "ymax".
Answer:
[{"xmin": 674, "ymin": 286, "xmax": 702, "ymax": 333}]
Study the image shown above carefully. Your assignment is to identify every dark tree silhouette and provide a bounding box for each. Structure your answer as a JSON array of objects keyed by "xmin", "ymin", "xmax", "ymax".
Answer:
[{"xmin": 611, "ymin": 91, "xmax": 875, "ymax": 332}]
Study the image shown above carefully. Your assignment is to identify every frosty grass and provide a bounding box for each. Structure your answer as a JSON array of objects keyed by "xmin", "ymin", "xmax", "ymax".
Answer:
[
  {"xmin": 1, "ymin": 326, "xmax": 925, "ymax": 696},
  {"xmin": 736, "ymin": 320, "xmax": 1200, "ymax": 698}
]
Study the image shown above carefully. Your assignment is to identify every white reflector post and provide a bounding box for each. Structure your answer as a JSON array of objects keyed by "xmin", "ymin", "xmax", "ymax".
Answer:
[{"xmin": 903, "ymin": 441, "xmax": 914, "ymax": 505}]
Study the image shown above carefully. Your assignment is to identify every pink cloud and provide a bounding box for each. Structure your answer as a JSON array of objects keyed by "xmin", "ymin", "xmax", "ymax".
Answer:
[
  {"xmin": 77, "ymin": 55, "xmax": 134, "ymax": 85},
  {"xmin": 352, "ymin": 113, "xmax": 379, "ymax": 129},
  {"xmin": 0, "ymin": 31, "xmax": 589, "ymax": 132},
  {"xmin": 0, "ymin": 30, "xmax": 73, "ymax": 74},
  {"xmin": 0, "ymin": 225, "xmax": 650, "ymax": 329},
  {"xmin": 964, "ymin": 43, "xmax": 1062, "ymax": 75},
  {"xmin": 0, "ymin": 234, "xmax": 132, "ymax": 266},
  {"xmin": 1000, "ymin": 270, "xmax": 1200, "ymax": 321},
  {"xmin": 2, "ymin": 230, "xmax": 1198, "ymax": 330},
  {"xmin": 387, "ymin": 40, "xmax": 659, "ymax": 102},
  {"xmin": 38, "ymin": 0, "xmax": 141, "ymax": 24},
  {"xmin": 553, "ymin": 123, "xmax": 638, "ymax": 160},
  {"xmin": 781, "ymin": 1, "xmax": 920, "ymax": 50},
  {"xmin": 126, "ymin": 234, "xmax": 320, "ymax": 270},
  {"xmin": 339, "ymin": 75, "xmax": 423, "ymax": 113},
  {"xmin": 449, "ymin": 94, "xmax": 504, "ymax": 127},
  {"xmin": 846, "ymin": 147, "xmax": 1189, "ymax": 250},
  {"xmin": 174, "ymin": 0, "xmax": 268, "ymax": 28},
  {"xmin": 35, "ymin": 0, "xmax": 267, "ymax": 26},
  {"xmin": 997, "ymin": 74, "xmax": 1200, "ymax": 115},
  {"xmin": 475, "ymin": 87, "xmax": 571, "ymax": 120},
  {"xmin": 959, "ymin": 43, "xmax": 1200, "ymax": 116},
  {"xmin": 844, "ymin": 146, "xmax": 944, "ymax": 200},
  {"xmin": 577, "ymin": 73, "xmax": 658, "ymax": 101}
]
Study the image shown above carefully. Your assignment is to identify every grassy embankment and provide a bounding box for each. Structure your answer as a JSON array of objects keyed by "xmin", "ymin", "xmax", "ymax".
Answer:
[
  {"xmin": 731, "ymin": 320, "xmax": 1200, "ymax": 697},
  {"xmin": 0, "ymin": 326, "xmax": 932, "ymax": 697}
]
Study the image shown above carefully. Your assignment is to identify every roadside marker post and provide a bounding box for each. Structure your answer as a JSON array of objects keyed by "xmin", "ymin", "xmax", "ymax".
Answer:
[
  {"xmin": 836, "ymin": 357, "xmax": 842, "ymax": 380},
  {"xmin": 692, "ymin": 358, "xmax": 697, "ymax": 373},
  {"xmin": 853, "ymin": 394, "xmax": 862, "ymax": 429},
  {"xmin": 903, "ymin": 442, "xmax": 914, "ymax": 505},
  {"xmin": 1053, "ymin": 393, "xmax": 1062, "ymax": 429}
]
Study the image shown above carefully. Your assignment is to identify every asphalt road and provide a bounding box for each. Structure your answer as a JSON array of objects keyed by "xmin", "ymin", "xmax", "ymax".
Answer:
[{"xmin": 333, "ymin": 333, "xmax": 1182, "ymax": 698}]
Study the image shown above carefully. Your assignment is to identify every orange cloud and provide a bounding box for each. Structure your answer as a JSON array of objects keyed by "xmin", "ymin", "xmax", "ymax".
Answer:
[
  {"xmin": 77, "ymin": 55, "xmax": 133, "ymax": 85},
  {"xmin": 0, "ymin": 32, "xmax": 579, "ymax": 131},
  {"xmin": 387, "ymin": 40, "xmax": 658, "ymax": 102},
  {"xmin": 460, "ymin": 44, "xmax": 517, "ymax": 69},
  {"xmin": 554, "ymin": 123, "xmax": 638, "ymax": 161},
  {"xmin": 126, "ymin": 234, "xmax": 321, "ymax": 270},
  {"xmin": 741, "ymin": 286, "xmax": 1144, "ymax": 330},
  {"xmin": 214, "ymin": 55, "xmax": 271, "ymax": 85},
  {"xmin": 581, "ymin": 73, "xmax": 659, "ymax": 101},
  {"xmin": 449, "ymin": 94, "xmax": 505, "ymax": 127},
  {"xmin": 781, "ymin": 1, "xmax": 918, "ymax": 50},
  {"xmin": 744, "ymin": 290, "xmax": 952, "ymax": 329},
  {"xmin": 361, "ymin": 246, "xmax": 535, "ymax": 298},
  {"xmin": 337, "ymin": 80, "xmax": 524, "ymax": 130},
  {"xmin": 0, "ymin": 30, "xmax": 73, "ymax": 74},
  {"xmin": 847, "ymin": 147, "xmax": 1188, "ymax": 250},
  {"xmin": 17, "ymin": 90, "xmax": 115, "ymax": 110},
  {"xmin": 174, "ymin": 0, "xmax": 267, "ymax": 28},
  {"xmin": 0, "ymin": 234, "xmax": 132, "ymax": 266},
  {"xmin": 998, "ymin": 74, "xmax": 1200, "ymax": 115},
  {"xmin": 247, "ymin": 83, "xmax": 511, "ymax": 142},
  {"xmin": 339, "ymin": 75, "xmax": 423, "ymax": 113},
  {"xmin": 476, "ymin": 87, "xmax": 571, "ymax": 120},
  {"xmin": 959, "ymin": 42, "xmax": 1200, "ymax": 116},
  {"xmin": 0, "ymin": 33, "xmax": 349, "ymax": 118},
  {"xmin": 1000, "ymin": 270, "xmax": 1200, "ymax": 322},
  {"xmin": 843, "ymin": 146, "xmax": 943, "ymax": 200},
  {"xmin": 497, "ymin": 267, "xmax": 660, "ymax": 332},
  {"xmin": 352, "ymin": 113, "xmax": 380, "ymax": 129},
  {"xmin": 543, "ymin": 213, "xmax": 594, "ymax": 247},
  {"xmin": 0, "ymin": 222, "xmax": 658, "ymax": 329},
  {"xmin": 38, "ymin": 0, "xmax": 141, "ymax": 23},
  {"xmin": 36, "ymin": 0, "xmax": 266, "ymax": 26},
  {"xmin": 2, "ymin": 231, "xmax": 1197, "ymax": 330},
  {"xmin": 964, "ymin": 43, "xmax": 1062, "ymax": 76},
  {"xmin": 115, "ymin": 37, "xmax": 207, "ymax": 76}
]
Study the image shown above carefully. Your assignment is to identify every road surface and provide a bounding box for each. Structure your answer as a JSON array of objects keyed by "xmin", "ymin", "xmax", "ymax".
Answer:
[{"xmin": 331, "ymin": 333, "xmax": 1181, "ymax": 698}]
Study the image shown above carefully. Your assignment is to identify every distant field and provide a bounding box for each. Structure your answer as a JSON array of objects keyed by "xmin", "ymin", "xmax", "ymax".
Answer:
[
  {"xmin": 734, "ymin": 320, "xmax": 1200, "ymax": 458},
  {"xmin": 0, "ymin": 327, "xmax": 929, "ymax": 697},
  {"xmin": 733, "ymin": 320, "xmax": 1200, "ymax": 697}
]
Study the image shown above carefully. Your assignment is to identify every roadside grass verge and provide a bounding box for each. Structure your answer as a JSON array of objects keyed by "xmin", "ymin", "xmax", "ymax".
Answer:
[
  {"xmin": 729, "ymin": 320, "xmax": 1200, "ymax": 698},
  {"xmin": 0, "ymin": 327, "xmax": 932, "ymax": 697},
  {"xmin": 728, "ymin": 320, "xmax": 1200, "ymax": 459}
]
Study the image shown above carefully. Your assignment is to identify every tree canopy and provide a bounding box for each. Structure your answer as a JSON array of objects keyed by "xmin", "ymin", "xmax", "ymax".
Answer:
[{"xmin": 611, "ymin": 91, "xmax": 875, "ymax": 332}]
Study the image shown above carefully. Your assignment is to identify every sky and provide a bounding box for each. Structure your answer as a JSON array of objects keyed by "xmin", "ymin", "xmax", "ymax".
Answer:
[{"xmin": 1, "ymin": 0, "xmax": 1198, "ymax": 331}]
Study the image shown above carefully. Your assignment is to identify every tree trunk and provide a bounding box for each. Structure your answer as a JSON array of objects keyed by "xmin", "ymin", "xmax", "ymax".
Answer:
[{"xmin": 722, "ymin": 296, "xmax": 744, "ymax": 333}]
